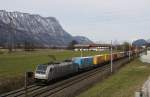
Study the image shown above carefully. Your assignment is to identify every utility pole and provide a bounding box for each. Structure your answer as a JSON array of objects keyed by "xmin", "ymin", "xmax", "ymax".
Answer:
[
  {"xmin": 81, "ymin": 48, "xmax": 83, "ymax": 57},
  {"xmin": 25, "ymin": 72, "xmax": 28, "ymax": 97},
  {"xmin": 129, "ymin": 43, "xmax": 131, "ymax": 60},
  {"xmin": 24, "ymin": 71, "xmax": 33, "ymax": 97},
  {"xmin": 110, "ymin": 40, "xmax": 113, "ymax": 73}
]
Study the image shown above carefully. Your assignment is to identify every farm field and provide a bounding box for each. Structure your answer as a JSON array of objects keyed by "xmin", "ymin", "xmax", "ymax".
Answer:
[
  {"xmin": 0, "ymin": 49, "xmax": 119, "ymax": 94},
  {"xmin": 0, "ymin": 49, "xmax": 111, "ymax": 80},
  {"xmin": 76, "ymin": 59, "xmax": 150, "ymax": 97}
]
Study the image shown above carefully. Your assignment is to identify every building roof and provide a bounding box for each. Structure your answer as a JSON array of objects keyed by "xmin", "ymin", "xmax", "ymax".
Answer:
[{"xmin": 74, "ymin": 44, "xmax": 111, "ymax": 48}]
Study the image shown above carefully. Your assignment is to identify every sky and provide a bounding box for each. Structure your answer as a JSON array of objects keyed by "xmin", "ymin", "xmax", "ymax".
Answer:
[{"xmin": 0, "ymin": 0, "xmax": 150, "ymax": 43}]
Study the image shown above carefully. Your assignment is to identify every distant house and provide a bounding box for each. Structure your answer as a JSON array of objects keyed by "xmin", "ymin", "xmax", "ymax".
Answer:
[{"xmin": 74, "ymin": 44, "xmax": 111, "ymax": 51}]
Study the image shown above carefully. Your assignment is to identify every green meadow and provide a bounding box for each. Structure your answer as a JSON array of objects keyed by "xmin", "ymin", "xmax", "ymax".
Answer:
[
  {"xmin": 0, "ymin": 49, "xmax": 108, "ymax": 79},
  {"xmin": 76, "ymin": 59, "xmax": 150, "ymax": 97}
]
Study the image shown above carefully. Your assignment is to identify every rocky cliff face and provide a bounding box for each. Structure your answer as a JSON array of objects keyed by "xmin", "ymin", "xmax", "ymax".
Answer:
[{"xmin": 0, "ymin": 10, "xmax": 86, "ymax": 47}]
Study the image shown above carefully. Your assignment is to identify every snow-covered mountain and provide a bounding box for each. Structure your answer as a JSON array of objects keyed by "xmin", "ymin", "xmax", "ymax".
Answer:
[{"xmin": 0, "ymin": 10, "xmax": 92, "ymax": 47}]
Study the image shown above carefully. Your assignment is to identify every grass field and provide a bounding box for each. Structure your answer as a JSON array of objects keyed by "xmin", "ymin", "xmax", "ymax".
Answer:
[
  {"xmin": 0, "ymin": 49, "xmax": 119, "ymax": 94},
  {"xmin": 76, "ymin": 59, "xmax": 150, "ymax": 97},
  {"xmin": 0, "ymin": 49, "xmax": 110, "ymax": 80}
]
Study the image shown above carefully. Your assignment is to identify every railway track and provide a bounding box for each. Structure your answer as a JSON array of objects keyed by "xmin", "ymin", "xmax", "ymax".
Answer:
[
  {"xmin": 0, "ymin": 57, "xmax": 131, "ymax": 97},
  {"xmin": 36, "ymin": 64, "xmax": 111, "ymax": 97},
  {"xmin": 0, "ymin": 85, "xmax": 43, "ymax": 97},
  {"xmin": 37, "ymin": 58, "xmax": 130, "ymax": 97}
]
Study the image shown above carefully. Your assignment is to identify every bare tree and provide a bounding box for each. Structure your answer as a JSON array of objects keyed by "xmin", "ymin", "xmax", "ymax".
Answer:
[
  {"xmin": 67, "ymin": 40, "xmax": 78, "ymax": 50},
  {"xmin": 122, "ymin": 42, "xmax": 130, "ymax": 51},
  {"xmin": 24, "ymin": 41, "xmax": 35, "ymax": 51},
  {"xmin": 8, "ymin": 17, "xmax": 14, "ymax": 52}
]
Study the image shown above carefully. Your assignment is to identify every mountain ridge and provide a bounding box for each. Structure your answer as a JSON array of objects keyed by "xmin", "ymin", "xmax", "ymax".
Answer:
[
  {"xmin": 132, "ymin": 39, "xmax": 148, "ymax": 47},
  {"xmin": 0, "ymin": 10, "xmax": 93, "ymax": 47}
]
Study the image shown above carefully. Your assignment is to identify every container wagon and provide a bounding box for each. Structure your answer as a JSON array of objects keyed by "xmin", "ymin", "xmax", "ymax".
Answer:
[
  {"xmin": 93, "ymin": 55, "xmax": 105, "ymax": 65},
  {"xmin": 72, "ymin": 56, "xmax": 93, "ymax": 70}
]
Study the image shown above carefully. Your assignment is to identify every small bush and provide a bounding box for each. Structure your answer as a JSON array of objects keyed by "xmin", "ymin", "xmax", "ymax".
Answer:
[{"xmin": 0, "ymin": 50, "xmax": 4, "ymax": 54}]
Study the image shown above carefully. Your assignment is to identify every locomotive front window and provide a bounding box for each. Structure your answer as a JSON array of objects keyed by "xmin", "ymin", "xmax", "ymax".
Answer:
[
  {"xmin": 36, "ymin": 65, "xmax": 47, "ymax": 74},
  {"xmin": 36, "ymin": 71, "xmax": 45, "ymax": 74},
  {"xmin": 37, "ymin": 65, "xmax": 47, "ymax": 71}
]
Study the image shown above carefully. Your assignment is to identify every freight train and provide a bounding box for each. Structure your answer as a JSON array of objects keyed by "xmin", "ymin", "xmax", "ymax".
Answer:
[{"xmin": 34, "ymin": 51, "xmax": 136, "ymax": 83}]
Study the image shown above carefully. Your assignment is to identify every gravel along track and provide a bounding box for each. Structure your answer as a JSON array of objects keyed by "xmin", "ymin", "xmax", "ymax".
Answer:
[{"xmin": 0, "ymin": 57, "xmax": 131, "ymax": 97}]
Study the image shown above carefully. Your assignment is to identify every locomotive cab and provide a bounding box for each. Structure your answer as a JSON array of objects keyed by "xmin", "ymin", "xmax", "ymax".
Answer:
[
  {"xmin": 34, "ymin": 64, "xmax": 55, "ymax": 82},
  {"xmin": 35, "ymin": 64, "xmax": 48, "ymax": 80}
]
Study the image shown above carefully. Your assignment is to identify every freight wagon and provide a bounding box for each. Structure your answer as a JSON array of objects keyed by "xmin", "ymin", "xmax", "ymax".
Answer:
[
  {"xmin": 104, "ymin": 54, "xmax": 111, "ymax": 62},
  {"xmin": 72, "ymin": 56, "xmax": 93, "ymax": 69},
  {"xmin": 93, "ymin": 55, "xmax": 105, "ymax": 65}
]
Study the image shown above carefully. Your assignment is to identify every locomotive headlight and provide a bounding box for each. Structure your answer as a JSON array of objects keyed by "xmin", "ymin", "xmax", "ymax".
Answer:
[{"xmin": 35, "ymin": 73, "xmax": 47, "ymax": 79}]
